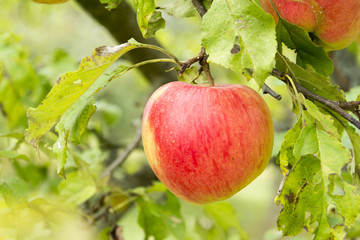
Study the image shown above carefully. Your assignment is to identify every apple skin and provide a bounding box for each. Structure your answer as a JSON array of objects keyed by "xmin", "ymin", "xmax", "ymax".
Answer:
[
  {"xmin": 259, "ymin": 0, "xmax": 360, "ymax": 50},
  {"xmin": 142, "ymin": 82, "xmax": 274, "ymax": 204}
]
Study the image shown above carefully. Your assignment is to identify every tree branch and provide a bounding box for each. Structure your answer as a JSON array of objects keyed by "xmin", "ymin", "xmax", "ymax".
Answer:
[
  {"xmin": 101, "ymin": 125, "xmax": 142, "ymax": 178},
  {"xmin": 191, "ymin": 0, "xmax": 207, "ymax": 17},
  {"xmin": 262, "ymin": 83, "xmax": 282, "ymax": 100},
  {"xmin": 179, "ymin": 48, "xmax": 206, "ymax": 74},
  {"xmin": 271, "ymin": 69, "xmax": 360, "ymax": 130}
]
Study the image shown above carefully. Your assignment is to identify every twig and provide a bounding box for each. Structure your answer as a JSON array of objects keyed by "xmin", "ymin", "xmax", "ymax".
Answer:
[
  {"xmin": 337, "ymin": 101, "xmax": 360, "ymax": 119},
  {"xmin": 180, "ymin": 47, "xmax": 215, "ymax": 86},
  {"xmin": 245, "ymin": 68, "xmax": 283, "ymax": 100},
  {"xmin": 179, "ymin": 48, "xmax": 206, "ymax": 74},
  {"xmin": 270, "ymin": 69, "xmax": 360, "ymax": 130},
  {"xmin": 337, "ymin": 101, "xmax": 360, "ymax": 110},
  {"xmin": 191, "ymin": 0, "xmax": 207, "ymax": 17},
  {"xmin": 199, "ymin": 49, "xmax": 215, "ymax": 86},
  {"xmin": 101, "ymin": 126, "xmax": 142, "ymax": 177},
  {"xmin": 262, "ymin": 83, "xmax": 282, "ymax": 100}
]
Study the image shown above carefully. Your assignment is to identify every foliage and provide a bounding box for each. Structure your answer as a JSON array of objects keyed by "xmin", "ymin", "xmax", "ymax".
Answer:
[{"xmin": 1, "ymin": 0, "xmax": 360, "ymax": 239}]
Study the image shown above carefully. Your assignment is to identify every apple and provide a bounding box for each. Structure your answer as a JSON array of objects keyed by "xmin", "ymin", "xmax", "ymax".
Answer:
[
  {"xmin": 142, "ymin": 81, "xmax": 274, "ymax": 204},
  {"xmin": 258, "ymin": 0, "xmax": 360, "ymax": 50}
]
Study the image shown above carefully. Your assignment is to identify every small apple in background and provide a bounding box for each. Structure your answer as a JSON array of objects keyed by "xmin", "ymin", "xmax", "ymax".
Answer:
[
  {"xmin": 142, "ymin": 82, "xmax": 274, "ymax": 204},
  {"xmin": 259, "ymin": 0, "xmax": 360, "ymax": 51}
]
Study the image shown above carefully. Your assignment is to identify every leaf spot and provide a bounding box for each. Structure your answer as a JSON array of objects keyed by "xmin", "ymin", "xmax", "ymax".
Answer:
[{"xmin": 73, "ymin": 79, "xmax": 82, "ymax": 85}]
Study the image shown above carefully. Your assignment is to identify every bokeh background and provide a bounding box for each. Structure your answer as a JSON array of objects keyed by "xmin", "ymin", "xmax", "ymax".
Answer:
[{"xmin": 0, "ymin": 0, "xmax": 359, "ymax": 239}]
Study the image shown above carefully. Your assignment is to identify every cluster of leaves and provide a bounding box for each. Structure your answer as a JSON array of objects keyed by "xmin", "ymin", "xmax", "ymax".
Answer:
[{"xmin": 2, "ymin": 0, "xmax": 360, "ymax": 239}]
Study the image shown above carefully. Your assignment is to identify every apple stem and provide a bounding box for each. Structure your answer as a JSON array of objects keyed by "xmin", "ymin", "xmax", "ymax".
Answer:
[
  {"xmin": 131, "ymin": 42, "xmax": 182, "ymax": 67},
  {"xmin": 180, "ymin": 47, "xmax": 215, "ymax": 86},
  {"xmin": 109, "ymin": 58, "xmax": 179, "ymax": 81},
  {"xmin": 202, "ymin": 58, "xmax": 215, "ymax": 86}
]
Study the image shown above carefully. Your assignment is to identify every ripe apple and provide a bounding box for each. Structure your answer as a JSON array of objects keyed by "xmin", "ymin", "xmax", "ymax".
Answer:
[
  {"xmin": 142, "ymin": 81, "xmax": 274, "ymax": 204},
  {"xmin": 258, "ymin": 0, "xmax": 360, "ymax": 50}
]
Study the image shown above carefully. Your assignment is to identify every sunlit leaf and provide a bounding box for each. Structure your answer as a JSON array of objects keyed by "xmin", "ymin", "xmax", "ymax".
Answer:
[
  {"xmin": 277, "ymin": 122, "xmax": 360, "ymax": 239},
  {"xmin": 25, "ymin": 43, "xmax": 136, "ymax": 148},
  {"xmin": 278, "ymin": 118, "xmax": 303, "ymax": 174},
  {"xmin": 302, "ymin": 99, "xmax": 341, "ymax": 140},
  {"xmin": 53, "ymin": 98, "xmax": 96, "ymax": 176},
  {"xmin": 201, "ymin": 0, "xmax": 276, "ymax": 87}
]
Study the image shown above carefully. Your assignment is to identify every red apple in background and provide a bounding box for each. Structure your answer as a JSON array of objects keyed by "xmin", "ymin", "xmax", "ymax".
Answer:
[
  {"xmin": 142, "ymin": 82, "xmax": 274, "ymax": 204},
  {"xmin": 259, "ymin": 0, "xmax": 360, "ymax": 51}
]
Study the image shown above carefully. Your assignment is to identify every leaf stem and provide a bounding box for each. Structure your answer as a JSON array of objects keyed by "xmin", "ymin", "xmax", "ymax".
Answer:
[
  {"xmin": 128, "ymin": 58, "xmax": 178, "ymax": 71},
  {"xmin": 133, "ymin": 42, "xmax": 182, "ymax": 66}
]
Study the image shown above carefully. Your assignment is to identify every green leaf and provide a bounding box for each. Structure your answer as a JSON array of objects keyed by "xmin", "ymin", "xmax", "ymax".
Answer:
[
  {"xmin": 276, "ymin": 18, "xmax": 333, "ymax": 77},
  {"xmin": 277, "ymin": 122, "xmax": 360, "ymax": 239},
  {"xmin": 136, "ymin": 183, "xmax": 185, "ymax": 240},
  {"xmin": 99, "ymin": 0, "xmax": 122, "ymax": 10},
  {"xmin": 53, "ymin": 98, "xmax": 96, "ymax": 176},
  {"xmin": 302, "ymin": 99, "xmax": 341, "ymax": 140},
  {"xmin": 134, "ymin": 0, "xmax": 165, "ymax": 38},
  {"xmin": 276, "ymin": 53, "xmax": 345, "ymax": 101},
  {"xmin": 25, "ymin": 43, "xmax": 136, "ymax": 148},
  {"xmin": 196, "ymin": 202, "xmax": 248, "ymax": 240},
  {"xmin": 201, "ymin": 0, "xmax": 277, "ymax": 87},
  {"xmin": 293, "ymin": 124, "xmax": 351, "ymax": 179},
  {"xmin": 158, "ymin": 0, "xmax": 197, "ymax": 17},
  {"xmin": 278, "ymin": 118, "xmax": 303, "ymax": 174},
  {"xmin": 25, "ymin": 42, "xmax": 142, "ymax": 176},
  {"xmin": 53, "ymin": 65, "xmax": 131, "ymax": 176}
]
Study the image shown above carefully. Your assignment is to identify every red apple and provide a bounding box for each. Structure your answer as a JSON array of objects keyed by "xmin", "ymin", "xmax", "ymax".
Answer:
[
  {"xmin": 259, "ymin": 0, "xmax": 360, "ymax": 51},
  {"xmin": 142, "ymin": 81, "xmax": 274, "ymax": 204}
]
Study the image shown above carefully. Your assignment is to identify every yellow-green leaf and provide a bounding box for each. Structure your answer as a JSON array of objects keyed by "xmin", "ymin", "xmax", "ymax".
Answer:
[{"xmin": 25, "ymin": 43, "xmax": 136, "ymax": 148}]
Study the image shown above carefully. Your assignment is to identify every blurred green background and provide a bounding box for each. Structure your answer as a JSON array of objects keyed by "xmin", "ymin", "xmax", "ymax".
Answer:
[{"xmin": 0, "ymin": 0, "xmax": 359, "ymax": 239}]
